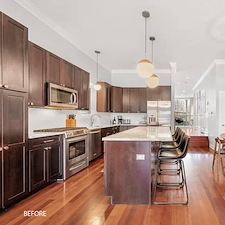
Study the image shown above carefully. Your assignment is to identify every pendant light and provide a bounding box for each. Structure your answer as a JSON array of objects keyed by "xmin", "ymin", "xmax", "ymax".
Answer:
[
  {"xmin": 146, "ymin": 36, "xmax": 159, "ymax": 88},
  {"xmin": 93, "ymin": 50, "xmax": 101, "ymax": 91},
  {"xmin": 136, "ymin": 11, "xmax": 154, "ymax": 78}
]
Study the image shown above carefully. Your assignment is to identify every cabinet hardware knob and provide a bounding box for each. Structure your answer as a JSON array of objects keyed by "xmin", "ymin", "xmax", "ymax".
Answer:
[
  {"xmin": 93, "ymin": 153, "xmax": 97, "ymax": 156},
  {"xmin": 44, "ymin": 147, "xmax": 48, "ymax": 150},
  {"xmin": 31, "ymin": 102, "xmax": 34, "ymax": 106},
  {"xmin": 3, "ymin": 84, "xmax": 9, "ymax": 88},
  {"xmin": 48, "ymin": 147, "xmax": 52, "ymax": 150},
  {"xmin": 3, "ymin": 146, "xmax": 9, "ymax": 150}
]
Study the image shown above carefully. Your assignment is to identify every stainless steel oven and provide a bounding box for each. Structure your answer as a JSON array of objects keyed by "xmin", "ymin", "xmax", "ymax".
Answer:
[{"xmin": 64, "ymin": 133, "xmax": 89, "ymax": 179}]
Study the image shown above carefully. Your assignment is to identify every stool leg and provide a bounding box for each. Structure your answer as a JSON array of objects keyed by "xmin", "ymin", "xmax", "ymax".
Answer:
[{"xmin": 212, "ymin": 141, "xmax": 218, "ymax": 169}]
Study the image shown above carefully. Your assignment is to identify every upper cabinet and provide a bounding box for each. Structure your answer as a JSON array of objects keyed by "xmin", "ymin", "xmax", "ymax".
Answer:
[
  {"xmin": 158, "ymin": 86, "xmax": 171, "ymax": 101},
  {"xmin": 138, "ymin": 88, "xmax": 147, "ymax": 112},
  {"xmin": 60, "ymin": 59, "xmax": 74, "ymax": 88},
  {"xmin": 122, "ymin": 88, "xmax": 146, "ymax": 113},
  {"xmin": 28, "ymin": 42, "xmax": 46, "ymax": 106},
  {"xmin": 147, "ymin": 86, "xmax": 159, "ymax": 101},
  {"xmin": 46, "ymin": 51, "xmax": 60, "ymax": 84},
  {"xmin": 73, "ymin": 66, "xmax": 90, "ymax": 110},
  {"xmin": 111, "ymin": 86, "xmax": 123, "ymax": 112},
  {"xmin": 1, "ymin": 13, "xmax": 28, "ymax": 92},
  {"xmin": 97, "ymin": 82, "xmax": 111, "ymax": 112}
]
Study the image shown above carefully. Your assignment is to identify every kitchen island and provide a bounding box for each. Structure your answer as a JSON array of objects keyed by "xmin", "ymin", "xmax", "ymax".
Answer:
[{"xmin": 102, "ymin": 126, "xmax": 172, "ymax": 204}]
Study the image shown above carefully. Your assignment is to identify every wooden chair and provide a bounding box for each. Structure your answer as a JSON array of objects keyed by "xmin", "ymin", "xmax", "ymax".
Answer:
[{"xmin": 212, "ymin": 137, "xmax": 225, "ymax": 169}]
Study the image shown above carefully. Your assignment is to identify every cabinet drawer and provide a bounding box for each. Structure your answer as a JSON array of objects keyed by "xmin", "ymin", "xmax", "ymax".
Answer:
[{"xmin": 29, "ymin": 135, "xmax": 61, "ymax": 149}]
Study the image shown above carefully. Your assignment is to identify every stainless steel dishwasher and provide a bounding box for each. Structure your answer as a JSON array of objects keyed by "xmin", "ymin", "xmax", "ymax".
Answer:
[{"xmin": 88, "ymin": 129, "xmax": 102, "ymax": 161}]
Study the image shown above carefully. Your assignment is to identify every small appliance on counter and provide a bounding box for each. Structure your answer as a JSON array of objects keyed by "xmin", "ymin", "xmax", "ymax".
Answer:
[
  {"xmin": 122, "ymin": 119, "xmax": 131, "ymax": 124},
  {"xmin": 117, "ymin": 115, "xmax": 123, "ymax": 124}
]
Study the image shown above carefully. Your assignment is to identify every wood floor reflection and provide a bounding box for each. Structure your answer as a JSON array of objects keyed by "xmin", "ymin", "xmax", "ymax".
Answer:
[{"xmin": 0, "ymin": 146, "xmax": 225, "ymax": 225}]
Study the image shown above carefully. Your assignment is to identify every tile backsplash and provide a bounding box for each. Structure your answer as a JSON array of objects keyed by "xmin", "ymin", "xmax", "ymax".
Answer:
[{"xmin": 28, "ymin": 108, "xmax": 111, "ymax": 134}]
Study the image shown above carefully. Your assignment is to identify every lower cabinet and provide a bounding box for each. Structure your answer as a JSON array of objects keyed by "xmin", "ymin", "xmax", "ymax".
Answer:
[
  {"xmin": 119, "ymin": 125, "xmax": 138, "ymax": 132},
  {"xmin": 29, "ymin": 135, "xmax": 62, "ymax": 192}
]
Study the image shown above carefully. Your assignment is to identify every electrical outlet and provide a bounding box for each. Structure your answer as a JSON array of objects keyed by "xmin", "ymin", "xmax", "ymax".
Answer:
[{"xmin": 136, "ymin": 154, "xmax": 145, "ymax": 160}]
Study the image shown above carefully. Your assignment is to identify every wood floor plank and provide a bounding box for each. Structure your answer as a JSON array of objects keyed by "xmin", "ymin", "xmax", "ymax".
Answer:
[{"xmin": 0, "ymin": 148, "xmax": 224, "ymax": 225}]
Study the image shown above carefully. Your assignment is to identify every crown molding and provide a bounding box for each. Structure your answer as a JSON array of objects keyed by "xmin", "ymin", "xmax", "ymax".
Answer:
[
  {"xmin": 193, "ymin": 59, "xmax": 225, "ymax": 91},
  {"xmin": 111, "ymin": 69, "xmax": 171, "ymax": 74}
]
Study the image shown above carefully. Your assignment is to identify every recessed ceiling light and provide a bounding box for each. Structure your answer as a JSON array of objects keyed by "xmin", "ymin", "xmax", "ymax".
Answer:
[
  {"xmin": 182, "ymin": 90, "xmax": 186, "ymax": 93},
  {"xmin": 181, "ymin": 94, "xmax": 184, "ymax": 96},
  {"xmin": 186, "ymin": 76, "xmax": 189, "ymax": 79}
]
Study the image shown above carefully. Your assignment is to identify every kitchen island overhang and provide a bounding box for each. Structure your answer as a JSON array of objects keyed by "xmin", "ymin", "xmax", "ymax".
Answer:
[{"xmin": 103, "ymin": 126, "xmax": 172, "ymax": 205}]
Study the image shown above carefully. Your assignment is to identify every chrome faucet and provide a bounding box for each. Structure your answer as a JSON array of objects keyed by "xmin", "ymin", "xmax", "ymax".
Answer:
[{"xmin": 91, "ymin": 114, "xmax": 101, "ymax": 126}]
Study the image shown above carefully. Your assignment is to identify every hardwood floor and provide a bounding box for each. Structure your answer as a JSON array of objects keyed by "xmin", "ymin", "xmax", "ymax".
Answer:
[{"xmin": 0, "ymin": 146, "xmax": 225, "ymax": 225}]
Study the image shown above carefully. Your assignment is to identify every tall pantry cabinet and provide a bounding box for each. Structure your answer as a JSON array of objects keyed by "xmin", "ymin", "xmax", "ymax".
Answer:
[{"xmin": 0, "ymin": 13, "xmax": 28, "ymax": 208}]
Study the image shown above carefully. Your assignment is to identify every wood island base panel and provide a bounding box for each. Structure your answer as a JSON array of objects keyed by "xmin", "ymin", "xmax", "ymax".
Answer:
[{"xmin": 104, "ymin": 141, "xmax": 152, "ymax": 204}]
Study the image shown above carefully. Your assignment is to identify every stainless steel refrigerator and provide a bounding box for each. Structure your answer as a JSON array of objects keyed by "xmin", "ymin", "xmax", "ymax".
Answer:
[{"xmin": 147, "ymin": 101, "xmax": 171, "ymax": 126}]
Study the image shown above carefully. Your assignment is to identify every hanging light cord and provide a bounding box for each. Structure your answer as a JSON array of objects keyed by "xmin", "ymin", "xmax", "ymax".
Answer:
[
  {"xmin": 96, "ymin": 53, "xmax": 98, "ymax": 81},
  {"xmin": 152, "ymin": 39, "xmax": 154, "ymax": 63},
  {"xmin": 144, "ymin": 17, "xmax": 147, "ymax": 59}
]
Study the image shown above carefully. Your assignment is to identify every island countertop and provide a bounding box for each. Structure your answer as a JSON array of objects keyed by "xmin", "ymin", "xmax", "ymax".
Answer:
[{"xmin": 102, "ymin": 126, "xmax": 172, "ymax": 142}]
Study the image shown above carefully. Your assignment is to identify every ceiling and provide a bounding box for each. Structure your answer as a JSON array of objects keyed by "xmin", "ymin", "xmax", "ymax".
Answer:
[{"xmin": 16, "ymin": 0, "xmax": 225, "ymax": 97}]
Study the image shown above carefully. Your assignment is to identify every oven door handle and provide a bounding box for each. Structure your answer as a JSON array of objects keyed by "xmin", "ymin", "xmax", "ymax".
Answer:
[{"xmin": 66, "ymin": 136, "xmax": 87, "ymax": 143}]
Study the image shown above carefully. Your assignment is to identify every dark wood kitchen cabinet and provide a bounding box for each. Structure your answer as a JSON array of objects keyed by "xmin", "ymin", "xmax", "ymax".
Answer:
[
  {"xmin": 28, "ymin": 42, "xmax": 46, "ymax": 106},
  {"xmin": 138, "ymin": 88, "xmax": 147, "ymax": 112},
  {"xmin": 122, "ymin": 88, "xmax": 130, "ymax": 113},
  {"xmin": 158, "ymin": 86, "xmax": 171, "ymax": 101},
  {"xmin": 29, "ymin": 135, "xmax": 62, "ymax": 192},
  {"xmin": 147, "ymin": 86, "xmax": 159, "ymax": 101},
  {"xmin": 123, "ymin": 88, "xmax": 141, "ymax": 113},
  {"xmin": 111, "ymin": 86, "xmax": 123, "ymax": 112},
  {"xmin": 60, "ymin": 59, "xmax": 74, "ymax": 88},
  {"xmin": 97, "ymin": 82, "xmax": 111, "ymax": 112},
  {"xmin": 1, "ymin": 13, "xmax": 28, "ymax": 92},
  {"xmin": 74, "ymin": 66, "xmax": 90, "ymax": 110},
  {"xmin": 46, "ymin": 51, "xmax": 61, "ymax": 84},
  {"xmin": 2, "ymin": 90, "xmax": 28, "ymax": 207},
  {"xmin": 129, "ymin": 88, "xmax": 139, "ymax": 113}
]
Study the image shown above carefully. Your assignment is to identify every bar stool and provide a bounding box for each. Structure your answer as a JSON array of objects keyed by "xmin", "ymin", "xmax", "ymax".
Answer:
[
  {"xmin": 212, "ymin": 137, "xmax": 225, "ymax": 169},
  {"xmin": 153, "ymin": 134, "xmax": 190, "ymax": 205}
]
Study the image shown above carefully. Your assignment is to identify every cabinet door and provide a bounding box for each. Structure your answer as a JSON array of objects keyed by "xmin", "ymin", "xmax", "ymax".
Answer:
[
  {"xmin": 29, "ymin": 147, "xmax": 47, "ymax": 192},
  {"xmin": 2, "ymin": 14, "xmax": 28, "ymax": 92},
  {"xmin": 60, "ymin": 60, "xmax": 74, "ymax": 88},
  {"xmin": 48, "ymin": 143, "xmax": 61, "ymax": 181},
  {"xmin": 139, "ymin": 88, "xmax": 147, "ymax": 112},
  {"xmin": 159, "ymin": 86, "xmax": 171, "ymax": 101},
  {"xmin": 80, "ymin": 70, "xmax": 90, "ymax": 110},
  {"xmin": 28, "ymin": 42, "xmax": 46, "ymax": 106},
  {"xmin": 123, "ymin": 88, "xmax": 130, "ymax": 113},
  {"xmin": 46, "ymin": 51, "xmax": 60, "ymax": 84},
  {"xmin": 97, "ymin": 82, "xmax": 111, "ymax": 112},
  {"xmin": 3, "ymin": 90, "xmax": 28, "ymax": 206},
  {"xmin": 147, "ymin": 86, "xmax": 159, "ymax": 101},
  {"xmin": 73, "ymin": 66, "xmax": 82, "ymax": 108},
  {"xmin": 111, "ymin": 86, "xmax": 123, "ymax": 112},
  {"xmin": 129, "ymin": 88, "xmax": 139, "ymax": 113}
]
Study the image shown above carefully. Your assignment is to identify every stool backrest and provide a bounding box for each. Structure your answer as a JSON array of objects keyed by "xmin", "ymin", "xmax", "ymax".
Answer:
[
  {"xmin": 178, "ymin": 134, "xmax": 190, "ymax": 159},
  {"xmin": 176, "ymin": 131, "xmax": 185, "ymax": 145},
  {"xmin": 174, "ymin": 127, "xmax": 181, "ymax": 140}
]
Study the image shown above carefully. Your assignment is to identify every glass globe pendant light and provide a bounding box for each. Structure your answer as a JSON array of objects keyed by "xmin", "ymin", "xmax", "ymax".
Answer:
[
  {"xmin": 146, "ymin": 36, "xmax": 159, "ymax": 88},
  {"xmin": 136, "ymin": 11, "xmax": 154, "ymax": 78},
  {"xmin": 93, "ymin": 50, "xmax": 101, "ymax": 91}
]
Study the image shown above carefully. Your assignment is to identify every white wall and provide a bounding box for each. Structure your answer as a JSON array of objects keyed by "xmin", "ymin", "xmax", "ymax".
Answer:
[
  {"xmin": 111, "ymin": 71, "xmax": 171, "ymax": 87},
  {"xmin": 194, "ymin": 60, "xmax": 225, "ymax": 148}
]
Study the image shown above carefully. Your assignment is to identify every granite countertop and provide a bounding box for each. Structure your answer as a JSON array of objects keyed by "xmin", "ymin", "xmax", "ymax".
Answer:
[
  {"xmin": 28, "ymin": 124, "xmax": 147, "ymax": 139},
  {"xmin": 102, "ymin": 126, "xmax": 172, "ymax": 142},
  {"xmin": 28, "ymin": 132, "xmax": 64, "ymax": 139}
]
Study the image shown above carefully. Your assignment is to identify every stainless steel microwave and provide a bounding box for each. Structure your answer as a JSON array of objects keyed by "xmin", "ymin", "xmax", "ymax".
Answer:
[{"xmin": 47, "ymin": 83, "xmax": 78, "ymax": 108}]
